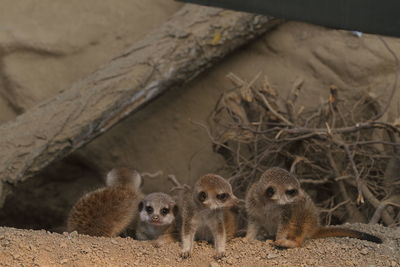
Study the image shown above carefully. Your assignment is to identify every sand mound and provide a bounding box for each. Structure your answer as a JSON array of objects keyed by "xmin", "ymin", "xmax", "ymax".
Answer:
[{"xmin": 0, "ymin": 224, "xmax": 398, "ymax": 267}]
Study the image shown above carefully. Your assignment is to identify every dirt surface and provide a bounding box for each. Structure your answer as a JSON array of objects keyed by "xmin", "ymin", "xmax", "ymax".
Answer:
[{"xmin": 0, "ymin": 224, "xmax": 399, "ymax": 267}]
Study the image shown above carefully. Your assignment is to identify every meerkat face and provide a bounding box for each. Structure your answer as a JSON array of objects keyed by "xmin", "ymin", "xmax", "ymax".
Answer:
[
  {"xmin": 257, "ymin": 167, "xmax": 303, "ymax": 205},
  {"xmin": 194, "ymin": 174, "xmax": 238, "ymax": 210},
  {"xmin": 138, "ymin": 193, "xmax": 177, "ymax": 226},
  {"xmin": 262, "ymin": 183, "xmax": 301, "ymax": 205}
]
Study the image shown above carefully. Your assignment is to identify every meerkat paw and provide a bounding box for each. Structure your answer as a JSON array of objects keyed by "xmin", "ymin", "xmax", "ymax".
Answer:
[
  {"xmin": 214, "ymin": 251, "xmax": 226, "ymax": 260},
  {"xmin": 273, "ymin": 239, "xmax": 298, "ymax": 249},
  {"xmin": 180, "ymin": 250, "xmax": 192, "ymax": 259},
  {"xmin": 243, "ymin": 236, "xmax": 255, "ymax": 242}
]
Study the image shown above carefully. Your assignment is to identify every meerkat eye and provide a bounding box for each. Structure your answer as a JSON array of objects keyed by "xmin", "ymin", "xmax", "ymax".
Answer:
[
  {"xmin": 145, "ymin": 206, "xmax": 154, "ymax": 214},
  {"xmin": 286, "ymin": 189, "xmax": 298, "ymax": 196},
  {"xmin": 198, "ymin": 191, "xmax": 207, "ymax": 202},
  {"xmin": 265, "ymin": 187, "xmax": 275, "ymax": 198},
  {"xmin": 160, "ymin": 208, "xmax": 170, "ymax": 216},
  {"xmin": 216, "ymin": 193, "xmax": 229, "ymax": 202}
]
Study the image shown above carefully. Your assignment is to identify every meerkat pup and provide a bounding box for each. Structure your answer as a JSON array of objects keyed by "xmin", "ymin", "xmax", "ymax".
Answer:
[
  {"xmin": 135, "ymin": 192, "xmax": 178, "ymax": 246},
  {"xmin": 67, "ymin": 167, "xmax": 143, "ymax": 237},
  {"xmin": 178, "ymin": 174, "xmax": 238, "ymax": 259},
  {"xmin": 245, "ymin": 167, "xmax": 382, "ymax": 248}
]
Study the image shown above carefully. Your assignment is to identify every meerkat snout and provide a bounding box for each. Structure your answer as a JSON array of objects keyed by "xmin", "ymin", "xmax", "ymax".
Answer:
[
  {"xmin": 151, "ymin": 214, "xmax": 160, "ymax": 223},
  {"xmin": 205, "ymin": 193, "xmax": 236, "ymax": 209}
]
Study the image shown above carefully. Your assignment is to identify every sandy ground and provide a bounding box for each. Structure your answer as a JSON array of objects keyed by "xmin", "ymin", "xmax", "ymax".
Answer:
[{"xmin": 0, "ymin": 224, "xmax": 399, "ymax": 267}]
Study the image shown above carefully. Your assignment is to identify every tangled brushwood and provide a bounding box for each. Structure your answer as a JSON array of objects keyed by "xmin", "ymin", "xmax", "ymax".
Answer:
[{"xmin": 206, "ymin": 71, "xmax": 400, "ymax": 227}]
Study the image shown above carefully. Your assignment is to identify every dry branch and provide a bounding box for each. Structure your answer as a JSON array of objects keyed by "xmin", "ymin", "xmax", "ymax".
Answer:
[
  {"xmin": 0, "ymin": 5, "xmax": 281, "ymax": 193},
  {"xmin": 141, "ymin": 171, "xmax": 164, "ymax": 179},
  {"xmin": 207, "ymin": 61, "xmax": 400, "ymax": 226},
  {"xmin": 167, "ymin": 174, "xmax": 190, "ymax": 193}
]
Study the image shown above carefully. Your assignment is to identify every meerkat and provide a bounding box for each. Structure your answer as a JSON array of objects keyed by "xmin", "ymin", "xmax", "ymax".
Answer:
[
  {"xmin": 245, "ymin": 167, "xmax": 382, "ymax": 248},
  {"xmin": 178, "ymin": 174, "xmax": 239, "ymax": 259},
  {"xmin": 135, "ymin": 192, "xmax": 178, "ymax": 247},
  {"xmin": 67, "ymin": 167, "xmax": 143, "ymax": 237}
]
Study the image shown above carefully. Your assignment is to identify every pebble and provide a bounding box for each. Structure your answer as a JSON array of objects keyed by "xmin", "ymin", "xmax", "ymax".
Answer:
[
  {"xmin": 69, "ymin": 231, "xmax": 78, "ymax": 238},
  {"xmin": 209, "ymin": 262, "xmax": 221, "ymax": 267},
  {"xmin": 1, "ymin": 240, "xmax": 10, "ymax": 247},
  {"xmin": 111, "ymin": 239, "xmax": 118, "ymax": 245},
  {"xmin": 82, "ymin": 247, "xmax": 92, "ymax": 254},
  {"xmin": 60, "ymin": 259, "xmax": 68, "ymax": 264},
  {"xmin": 360, "ymin": 248, "xmax": 369, "ymax": 255},
  {"xmin": 267, "ymin": 253, "xmax": 279, "ymax": 259}
]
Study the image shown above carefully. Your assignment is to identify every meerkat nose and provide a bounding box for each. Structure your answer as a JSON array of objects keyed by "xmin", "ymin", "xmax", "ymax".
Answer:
[
  {"xmin": 151, "ymin": 215, "xmax": 160, "ymax": 222},
  {"xmin": 270, "ymin": 194, "xmax": 280, "ymax": 201},
  {"xmin": 277, "ymin": 198, "xmax": 287, "ymax": 205},
  {"xmin": 231, "ymin": 196, "xmax": 240, "ymax": 205}
]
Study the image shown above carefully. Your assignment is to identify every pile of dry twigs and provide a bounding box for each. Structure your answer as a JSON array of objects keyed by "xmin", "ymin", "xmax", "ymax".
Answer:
[{"xmin": 205, "ymin": 70, "xmax": 400, "ymax": 226}]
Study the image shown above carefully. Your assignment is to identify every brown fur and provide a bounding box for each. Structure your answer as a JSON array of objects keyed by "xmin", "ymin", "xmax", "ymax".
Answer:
[
  {"xmin": 245, "ymin": 167, "xmax": 382, "ymax": 248},
  {"xmin": 223, "ymin": 207, "xmax": 237, "ymax": 240},
  {"xmin": 67, "ymin": 168, "xmax": 143, "ymax": 237},
  {"xmin": 176, "ymin": 174, "xmax": 239, "ymax": 259}
]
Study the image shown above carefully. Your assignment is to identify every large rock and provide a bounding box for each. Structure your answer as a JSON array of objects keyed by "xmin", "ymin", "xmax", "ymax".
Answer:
[{"xmin": 0, "ymin": 0, "xmax": 182, "ymax": 122}]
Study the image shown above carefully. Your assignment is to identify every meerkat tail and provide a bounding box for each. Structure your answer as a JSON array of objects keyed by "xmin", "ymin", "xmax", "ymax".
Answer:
[{"xmin": 312, "ymin": 227, "xmax": 382, "ymax": 244}]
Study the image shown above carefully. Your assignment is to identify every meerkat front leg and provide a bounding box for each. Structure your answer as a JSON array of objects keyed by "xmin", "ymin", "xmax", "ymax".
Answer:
[
  {"xmin": 135, "ymin": 230, "xmax": 148, "ymax": 241},
  {"xmin": 180, "ymin": 221, "xmax": 196, "ymax": 258},
  {"xmin": 273, "ymin": 222, "xmax": 299, "ymax": 248},
  {"xmin": 211, "ymin": 215, "xmax": 227, "ymax": 259},
  {"xmin": 245, "ymin": 219, "xmax": 260, "ymax": 240},
  {"xmin": 152, "ymin": 230, "xmax": 176, "ymax": 248}
]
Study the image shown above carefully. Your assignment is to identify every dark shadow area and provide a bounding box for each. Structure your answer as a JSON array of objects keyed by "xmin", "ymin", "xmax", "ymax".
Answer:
[{"xmin": 0, "ymin": 155, "xmax": 102, "ymax": 232}]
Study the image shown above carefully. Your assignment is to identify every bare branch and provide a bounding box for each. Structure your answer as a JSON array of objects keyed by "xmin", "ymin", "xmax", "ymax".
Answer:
[
  {"xmin": 255, "ymin": 91, "xmax": 294, "ymax": 126},
  {"xmin": 141, "ymin": 170, "xmax": 163, "ymax": 178},
  {"xmin": 369, "ymin": 197, "xmax": 400, "ymax": 224},
  {"xmin": 208, "ymin": 73, "xmax": 400, "ymax": 225}
]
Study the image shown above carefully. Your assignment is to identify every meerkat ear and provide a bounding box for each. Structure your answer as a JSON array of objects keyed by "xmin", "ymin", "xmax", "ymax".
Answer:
[
  {"xmin": 172, "ymin": 205, "xmax": 179, "ymax": 217},
  {"xmin": 138, "ymin": 201, "xmax": 144, "ymax": 212}
]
